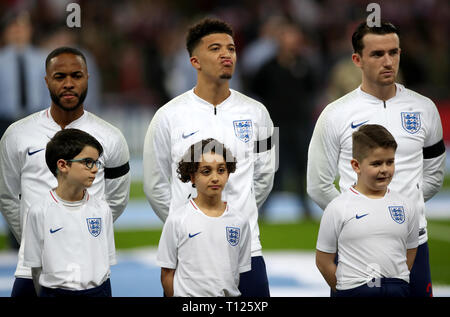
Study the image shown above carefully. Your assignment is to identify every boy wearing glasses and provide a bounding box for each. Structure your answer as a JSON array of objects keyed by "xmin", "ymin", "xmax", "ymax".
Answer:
[{"xmin": 23, "ymin": 128, "xmax": 116, "ymax": 297}]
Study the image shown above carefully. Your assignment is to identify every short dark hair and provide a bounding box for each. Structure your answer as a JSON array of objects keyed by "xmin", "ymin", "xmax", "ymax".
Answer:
[
  {"xmin": 45, "ymin": 46, "xmax": 87, "ymax": 71},
  {"xmin": 186, "ymin": 18, "xmax": 234, "ymax": 56},
  {"xmin": 352, "ymin": 21, "xmax": 400, "ymax": 55},
  {"xmin": 46, "ymin": 128, "xmax": 103, "ymax": 177},
  {"xmin": 177, "ymin": 138, "xmax": 237, "ymax": 187},
  {"xmin": 352, "ymin": 124, "xmax": 397, "ymax": 161}
]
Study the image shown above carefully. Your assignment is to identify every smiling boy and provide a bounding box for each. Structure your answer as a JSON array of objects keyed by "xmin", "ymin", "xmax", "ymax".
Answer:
[{"xmin": 315, "ymin": 124, "xmax": 419, "ymax": 297}]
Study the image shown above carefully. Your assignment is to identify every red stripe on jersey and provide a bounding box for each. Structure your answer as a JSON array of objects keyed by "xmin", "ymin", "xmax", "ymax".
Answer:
[
  {"xmin": 349, "ymin": 187, "xmax": 359, "ymax": 195},
  {"xmin": 189, "ymin": 200, "xmax": 197, "ymax": 210},
  {"xmin": 50, "ymin": 191, "xmax": 59, "ymax": 203}
]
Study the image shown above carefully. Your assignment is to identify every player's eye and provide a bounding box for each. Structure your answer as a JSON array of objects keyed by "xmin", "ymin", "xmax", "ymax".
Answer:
[{"xmin": 217, "ymin": 166, "xmax": 227, "ymax": 173}]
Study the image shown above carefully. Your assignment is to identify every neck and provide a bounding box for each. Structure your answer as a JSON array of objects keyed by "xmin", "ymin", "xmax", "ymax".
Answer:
[
  {"xmin": 50, "ymin": 104, "xmax": 84, "ymax": 129},
  {"xmin": 194, "ymin": 76, "xmax": 230, "ymax": 106},
  {"xmin": 360, "ymin": 80, "xmax": 396, "ymax": 101},
  {"xmin": 55, "ymin": 183, "xmax": 85, "ymax": 202},
  {"xmin": 353, "ymin": 184, "xmax": 387, "ymax": 199},
  {"xmin": 193, "ymin": 194, "xmax": 226, "ymax": 217}
]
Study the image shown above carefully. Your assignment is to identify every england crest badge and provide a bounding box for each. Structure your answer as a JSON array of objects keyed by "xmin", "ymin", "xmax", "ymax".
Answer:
[
  {"xmin": 226, "ymin": 226, "xmax": 240, "ymax": 246},
  {"xmin": 389, "ymin": 206, "xmax": 405, "ymax": 224},
  {"xmin": 233, "ymin": 119, "xmax": 253, "ymax": 143},
  {"xmin": 401, "ymin": 112, "xmax": 421, "ymax": 134},
  {"xmin": 86, "ymin": 218, "xmax": 102, "ymax": 237}
]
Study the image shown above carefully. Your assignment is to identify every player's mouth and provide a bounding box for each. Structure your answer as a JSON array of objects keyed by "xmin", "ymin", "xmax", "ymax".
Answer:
[
  {"xmin": 221, "ymin": 59, "xmax": 233, "ymax": 67},
  {"xmin": 380, "ymin": 70, "xmax": 394, "ymax": 76},
  {"xmin": 209, "ymin": 185, "xmax": 222, "ymax": 190},
  {"xmin": 60, "ymin": 92, "xmax": 78, "ymax": 100}
]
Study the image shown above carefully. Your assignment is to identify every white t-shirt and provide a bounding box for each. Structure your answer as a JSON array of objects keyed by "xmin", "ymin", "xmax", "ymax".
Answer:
[
  {"xmin": 23, "ymin": 190, "xmax": 116, "ymax": 290},
  {"xmin": 143, "ymin": 88, "xmax": 275, "ymax": 256},
  {"xmin": 157, "ymin": 199, "xmax": 251, "ymax": 297},
  {"xmin": 0, "ymin": 108, "xmax": 130, "ymax": 278},
  {"xmin": 307, "ymin": 84, "xmax": 446, "ymax": 245},
  {"xmin": 316, "ymin": 187, "xmax": 419, "ymax": 290}
]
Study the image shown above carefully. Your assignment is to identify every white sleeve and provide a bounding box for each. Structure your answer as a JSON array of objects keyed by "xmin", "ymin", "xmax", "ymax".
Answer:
[
  {"xmin": 422, "ymin": 100, "xmax": 446, "ymax": 202},
  {"xmin": 316, "ymin": 200, "xmax": 341, "ymax": 253},
  {"xmin": 23, "ymin": 206, "xmax": 43, "ymax": 268},
  {"xmin": 156, "ymin": 214, "xmax": 179, "ymax": 269},
  {"xmin": 104, "ymin": 130, "xmax": 131, "ymax": 222},
  {"xmin": 106, "ymin": 205, "xmax": 117, "ymax": 266},
  {"xmin": 406, "ymin": 201, "xmax": 419, "ymax": 249},
  {"xmin": 238, "ymin": 220, "xmax": 252, "ymax": 273},
  {"xmin": 253, "ymin": 105, "xmax": 275, "ymax": 209},
  {"xmin": 0, "ymin": 128, "xmax": 22, "ymax": 241},
  {"xmin": 307, "ymin": 107, "xmax": 341, "ymax": 210},
  {"xmin": 143, "ymin": 109, "xmax": 173, "ymax": 222}
]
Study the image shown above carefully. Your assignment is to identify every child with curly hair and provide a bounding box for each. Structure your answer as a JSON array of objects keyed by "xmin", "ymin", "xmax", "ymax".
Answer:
[{"xmin": 156, "ymin": 138, "xmax": 251, "ymax": 297}]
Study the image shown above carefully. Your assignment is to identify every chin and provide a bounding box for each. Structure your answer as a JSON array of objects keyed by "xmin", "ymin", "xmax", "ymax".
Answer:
[{"xmin": 219, "ymin": 73, "xmax": 233, "ymax": 80}]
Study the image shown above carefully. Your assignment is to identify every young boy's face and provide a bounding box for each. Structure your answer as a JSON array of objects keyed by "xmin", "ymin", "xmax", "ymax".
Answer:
[
  {"xmin": 351, "ymin": 147, "xmax": 395, "ymax": 196},
  {"xmin": 61, "ymin": 145, "xmax": 100, "ymax": 188},
  {"xmin": 190, "ymin": 151, "xmax": 229, "ymax": 198}
]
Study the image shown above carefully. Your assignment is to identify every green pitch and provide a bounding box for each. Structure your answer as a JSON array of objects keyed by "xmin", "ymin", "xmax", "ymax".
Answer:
[
  {"xmin": 112, "ymin": 219, "xmax": 450, "ymax": 285},
  {"xmin": 0, "ymin": 219, "xmax": 448, "ymax": 285}
]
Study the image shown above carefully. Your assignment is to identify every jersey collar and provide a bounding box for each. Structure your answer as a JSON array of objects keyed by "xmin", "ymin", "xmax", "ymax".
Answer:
[
  {"xmin": 357, "ymin": 83, "xmax": 405, "ymax": 103},
  {"xmin": 189, "ymin": 88, "xmax": 235, "ymax": 111}
]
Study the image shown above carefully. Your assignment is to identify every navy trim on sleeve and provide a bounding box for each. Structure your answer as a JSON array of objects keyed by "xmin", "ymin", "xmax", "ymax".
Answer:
[
  {"xmin": 254, "ymin": 136, "xmax": 273, "ymax": 153},
  {"xmin": 104, "ymin": 162, "xmax": 130, "ymax": 179},
  {"xmin": 423, "ymin": 139, "xmax": 445, "ymax": 159}
]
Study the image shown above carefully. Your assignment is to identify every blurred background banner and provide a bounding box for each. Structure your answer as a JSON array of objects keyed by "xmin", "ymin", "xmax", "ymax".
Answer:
[{"xmin": 0, "ymin": 0, "xmax": 449, "ymax": 296}]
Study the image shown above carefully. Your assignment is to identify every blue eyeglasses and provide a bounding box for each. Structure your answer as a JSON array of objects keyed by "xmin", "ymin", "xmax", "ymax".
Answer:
[{"xmin": 66, "ymin": 158, "xmax": 103, "ymax": 169}]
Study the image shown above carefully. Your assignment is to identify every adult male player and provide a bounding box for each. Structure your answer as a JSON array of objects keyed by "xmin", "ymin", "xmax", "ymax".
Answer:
[
  {"xmin": 307, "ymin": 21, "xmax": 446, "ymax": 297},
  {"xmin": 143, "ymin": 18, "xmax": 275, "ymax": 296},
  {"xmin": 0, "ymin": 46, "xmax": 131, "ymax": 297}
]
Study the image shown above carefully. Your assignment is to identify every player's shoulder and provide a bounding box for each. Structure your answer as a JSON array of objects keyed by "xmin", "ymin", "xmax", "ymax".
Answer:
[
  {"xmin": 397, "ymin": 84, "xmax": 434, "ymax": 105},
  {"xmin": 167, "ymin": 201, "xmax": 192, "ymax": 224},
  {"xmin": 324, "ymin": 88, "xmax": 361, "ymax": 114},
  {"xmin": 28, "ymin": 192, "xmax": 56, "ymax": 216},
  {"xmin": 84, "ymin": 111, "xmax": 125, "ymax": 137},
  {"xmin": 2, "ymin": 111, "xmax": 43, "ymax": 139},
  {"xmin": 158, "ymin": 90, "xmax": 192, "ymax": 114},
  {"xmin": 230, "ymin": 89, "xmax": 269, "ymax": 114},
  {"xmin": 325, "ymin": 189, "xmax": 357, "ymax": 215}
]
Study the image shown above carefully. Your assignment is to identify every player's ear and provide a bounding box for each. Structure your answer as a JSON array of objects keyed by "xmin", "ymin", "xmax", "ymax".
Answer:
[
  {"xmin": 352, "ymin": 53, "xmax": 362, "ymax": 68},
  {"xmin": 57, "ymin": 159, "xmax": 70, "ymax": 174},
  {"xmin": 350, "ymin": 158, "xmax": 361, "ymax": 174},
  {"xmin": 190, "ymin": 56, "xmax": 201, "ymax": 70}
]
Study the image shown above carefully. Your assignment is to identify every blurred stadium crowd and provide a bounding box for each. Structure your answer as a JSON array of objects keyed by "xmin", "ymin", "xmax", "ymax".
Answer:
[{"xmin": 1, "ymin": 0, "xmax": 449, "ymax": 204}]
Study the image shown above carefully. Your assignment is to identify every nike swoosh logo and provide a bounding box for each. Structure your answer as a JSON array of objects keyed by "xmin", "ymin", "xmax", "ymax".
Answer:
[
  {"xmin": 28, "ymin": 148, "xmax": 45, "ymax": 156},
  {"xmin": 351, "ymin": 120, "xmax": 369, "ymax": 129},
  {"xmin": 355, "ymin": 214, "xmax": 369, "ymax": 219},
  {"xmin": 50, "ymin": 227, "xmax": 63, "ymax": 234},
  {"xmin": 188, "ymin": 232, "xmax": 201, "ymax": 238},
  {"xmin": 182, "ymin": 130, "xmax": 199, "ymax": 139}
]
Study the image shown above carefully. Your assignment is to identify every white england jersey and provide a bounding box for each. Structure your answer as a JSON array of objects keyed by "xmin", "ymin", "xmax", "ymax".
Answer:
[
  {"xmin": 157, "ymin": 199, "xmax": 251, "ymax": 297},
  {"xmin": 0, "ymin": 108, "xmax": 130, "ymax": 278},
  {"xmin": 23, "ymin": 190, "xmax": 116, "ymax": 290},
  {"xmin": 307, "ymin": 84, "xmax": 446, "ymax": 245},
  {"xmin": 316, "ymin": 187, "xmax": 419, "ymax": 291},
  {"xmin": 143, "ymin": 88, "xmax": 275, "ymax": 256}
]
